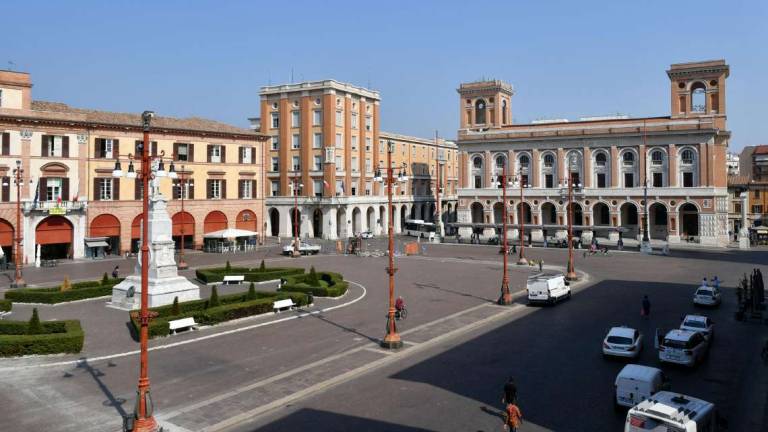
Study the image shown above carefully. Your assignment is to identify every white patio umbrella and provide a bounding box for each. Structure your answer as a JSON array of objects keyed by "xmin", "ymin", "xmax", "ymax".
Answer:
[{"xmin": 203, "ymin": 228, "xmax": 259, "ymax": 239}]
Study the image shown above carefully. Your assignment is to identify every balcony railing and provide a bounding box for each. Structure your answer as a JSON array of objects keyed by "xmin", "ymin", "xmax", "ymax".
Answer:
[{"xmin": 23, "ymin": 200, "xmax": 87, "ymax": 214}]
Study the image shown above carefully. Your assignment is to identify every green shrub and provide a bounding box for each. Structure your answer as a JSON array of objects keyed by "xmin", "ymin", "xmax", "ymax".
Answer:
[
  {"xmin": 0, "ymin": 320, "xmax": 84, "ymax": 357},
  {"xmin": 171, "ymin": 297, "xmax": 180, "ymax": 316},
  {"xmin": 27, "ymin": 308, "xmax": 43, "ymax": 335},
  {"xmin": 280, "ymin": 271, "xmax": 348, "ymax": 298},
  {"xmin": 208, "ymin": 286, "xmax": 220, "ymax": 308},
  {"xmin": 195, "ymin": 267, "xmax": 303, "ymax": 284},
  {"xmin": 0, "ymin": 299, "xmax": 11, "ymax": 312},
  {"xmin": 308, "ymin": 266, "xmax": 319, "ymax": 286},
  {"xmin": 247, "ymin": 282, "xmax": 256, "ymax": 300},
  {"xmin": 0, "ymin": 320, "xmax": 66, "ymax": 335},
  {"xmin": 225, "ymin": 260, "xmax": 232, "ymax": 272},
  {"xmin": 102, "ymin": 272, "xmax": 110, "ymax": 285},
  {"xmin": 259, "ymin": 260, "xmax": 266, "ymax": 272},
  {"xmin": 4, "ymin": 278, "xmax": 124, "ymax": 304}
]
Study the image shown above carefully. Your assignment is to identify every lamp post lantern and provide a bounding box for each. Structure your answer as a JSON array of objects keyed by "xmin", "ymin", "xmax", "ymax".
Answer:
[
  {"xmin": 10, "ymin": 160, "xmax": 25, "ymax": 288},
  {"xmin": 376, "ymin": 140, "xmax": 407, "ymax": 349}
]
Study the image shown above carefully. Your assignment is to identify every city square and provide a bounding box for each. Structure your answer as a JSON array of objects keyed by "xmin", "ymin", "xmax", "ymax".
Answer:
[{"xmin": 2, "ymin": 1, "xmax": 768, "ymax": 431}]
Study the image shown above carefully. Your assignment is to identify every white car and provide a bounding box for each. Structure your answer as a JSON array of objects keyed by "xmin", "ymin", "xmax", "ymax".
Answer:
[
  {"xmin": 603, "ymin": 326, "xmax": 643, "ymax": 358},
  {"xmin": 360, "ymin": 231, "xmax": 374, "ymax": 239},
  {"xmin": 693, "ymin": 285, "xmax": 722, "ymax": 307},
  {"xmin": 658, "ymin": 329, "xmax": 709, "ymax": 366},
  {"xmin": 282, "ymin": 241, "xmax": 321, "ymax": 255},
  {"xmin": 679, "ymin": 314, "xmax": 715, "ymax": 341}
]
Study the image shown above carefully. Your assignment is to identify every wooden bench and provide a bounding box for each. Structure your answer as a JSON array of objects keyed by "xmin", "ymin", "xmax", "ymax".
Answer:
[
  {"xmin": 222, "ymin": 275, "xmax": 245, "ymax": 285},
  {"xmin": 168, "ymin": 317, "xmax": 198, "ymax": 334},
  {"xmin": 272, "ymin": 298, "xmax": 296, "ymax": 313},
  {"xmin": 0, "ymin": 311, "xmax": 11, "ymax": 320}
]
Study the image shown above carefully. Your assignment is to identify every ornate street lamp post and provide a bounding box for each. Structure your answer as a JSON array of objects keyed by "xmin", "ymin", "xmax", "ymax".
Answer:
[
  {"xmin": 291, "ymin": 174, "xmax": 302, "ymax": 257},
  {"xmin": 640, "ymin": 121, "xmax": 652, "ymax": 254},
  {"xmin": 10, "ymin": 160, "xmax": 25, "ymax": 288},
  {"xmin": 517, "ymin": 167, "xmax": 528, "ymax": 266},
  {"xmin": 563, "ymin": 155, "xmax": 581, "ymax": 281},
  {"xmin": 495, "ymin": 170, "xmax": 513, "ymax": 305},
  {"xmin": 177, "ymin": 165, "xmax": 188, "ymax": 270},
  {"xmin": 375, "ymin": 140, "xmax": 408, "ymax": 349},
  {"xmin": 112, "ymin": 110, "xmax": 177, "ymax": 432}
]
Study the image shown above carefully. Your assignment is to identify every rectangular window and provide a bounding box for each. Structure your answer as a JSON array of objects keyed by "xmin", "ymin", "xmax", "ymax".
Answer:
[
  {"xmin": 365, "ymin": 137, "xmax": 371, "ymax": 152},
  {"xmin": 312, "ymin": 110, "xmax": 322, "ymax": 126},
  {"xmin": 365, "ymin": 116, "xmax": 372, "ymax": 131},
  {"xmin": 271, "ymin": 157, "xmax": 279, "ymax": 172},
  {"xmin": 624, "ymin": 173, "xmax": 634, "ymax": 187},
  {"xmin": 754, "ymin": 189, "xmax": 760, "ymax": 198},
  {"xmin": 292, "ymin": 134, "xmax": 300, "ymax": 149},
  {"xmin": 351, "ymin": 113, "xmax": 358, "ymax": 129},
  {"xmin": 313, "ymin": 156, "xmax": 322, "ymax": 171},
  {"xmin": 545, "ymin": 174, "xmax": 553, "ymax": 188},
  {"xmin": 48, "ymin": 136, "xmax": 63, "ymax": 157},
  {"xmin": 292, "ymin": 156, "xmax": 300, "ymax": 171},
  {"xmin": 271, "ymin": 113, "xmax": 279, "ymax": 129},
  {"xmin": 335, "ymin": 155, "xmax": 342, "ymax": 172},
  {"xmin": 208, "ymin": 179, "xmax": 222, "ymax": 199},
  {"xmin": 597, "ymin": 173, "xmax": 606, "ymax": 188},
  {"xmin": 210, "ymin": 145, "xmax": 222, "ymax": 163},
  {"xmin": 335, "ymin": 133, "xmax": 343, "ymax": 148},
  {"xmin": 99, "ymin": 178, "xmax": 113, "ymax": 201},
  {"xmin": 752, "ymin": 205, "xmax": 763, "ymax": 214},
  {"xmin": 336, "ymin": 180, "xmax": 344, "ymax": 195},
  {"xmin": 351, "ymin": 186, "xmax": 357, "ymax": 196},
  {"xmin": 313, "ymin": 180, "xmax": 322, "ymax": 197},
  {"xmin": 735, "ymin": 203, "xmax": 741, "ymax": 214},
  {"xmin": 240, "ymin": 180, "xmax": 253, "ymax": 199},
  {"xmin": 474, "ymin": 176, "xmax": 482, "ymax": 188},
  {"xmin": 351, "ymin": 135, "xmax": 358, "ymax": 150},
  {"xmin": 335, "ymin": 111, "xmax": 343, "ymax": 127},
  {"xmin": 683, "ymin": 172, "xmax": 694, "ymax": 187},
  {"xmin": 313, "ymin": 133, "xmax": 322, "ymax": 149},
  {"xmin": 271, "ymin": 136, "xmax": 279, "ymax": 150},
  {"xmin": 652, "ymin": 172, "xmax": 663, "ymax": 187},
  {"xmin": 173, "ymin": 179, "xmax": 194, "ymax": 200},
  {"xmin": 101, "ymin": 139, "xmax": 114, "ymax": 159},
  {"xmin": 46, "ymin": 178, "xmax": 62, "ymax": 201},
  {"xmin": 365, "ymin": 158, "xmax": 372, "ymax": 173},
  {"xmin": 241, "ymin": 147, "xmax": 253, "ymax": 164},
  {"xmin": 271, "ymin": 181, "xmax": 279, "ymax": 197},
  {"xmin": 291, "ymin": 111, "xmax": 300, "ymax": 128},
  {"xmin": 177, "ymin": 143, "xmax": 190, "ymax": 161},
  {"xmin": 365, "ymin": 181, "xmax": 371, "ymax": 195},
  {"xmin": 351, "ymin": 157, "xmax": 358, "ymax": 172}
]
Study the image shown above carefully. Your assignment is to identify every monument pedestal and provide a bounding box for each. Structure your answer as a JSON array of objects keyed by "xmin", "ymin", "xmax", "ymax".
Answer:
[
  {"xmin": 738, "ymin": 228, "xmax": 750, "ymax": 249},
  {"xmin": 110, "ymin": 194, "xmax": 199, "ymax": 310}
]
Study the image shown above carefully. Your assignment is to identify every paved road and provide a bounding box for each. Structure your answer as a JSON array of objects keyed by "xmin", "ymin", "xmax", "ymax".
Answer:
[{"xmin": 0, "ymin": 240, "xmax": 766, "ymax": 431}]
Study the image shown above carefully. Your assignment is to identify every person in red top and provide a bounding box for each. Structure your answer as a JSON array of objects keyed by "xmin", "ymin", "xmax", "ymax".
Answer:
[
  {"xmin": 503, "ymin": 402, "xmax": 522, "ymax": 431},
  {"xmin": 395, "ymin": 296, "xmax": 405, "ymax": 316}
]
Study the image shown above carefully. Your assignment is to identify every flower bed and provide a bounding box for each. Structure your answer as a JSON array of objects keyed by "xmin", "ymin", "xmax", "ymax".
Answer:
[
  {"xmin": 0, "ymin": 320, "xmax": 84, "ymax": 357},
  {"xmin": 279, "ymin": 271, "xmax": 348, "ymax": 297},
  {"xmin": 195, "ymin": 266, "xmax": 304, "ymax": 284},
  {"xmin": 4, "ymin": 278, "xmax": 124, "ymax": 304},
  {"xmin": 130, "ymin": 290, "xmax": 310, "ymax": 338}
]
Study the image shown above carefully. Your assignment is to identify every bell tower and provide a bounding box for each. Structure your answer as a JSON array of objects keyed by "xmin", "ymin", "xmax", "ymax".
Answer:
[
  {"xmin": 667, "ymin": 60, "xmax": 729, "ymax": 123},
  {"xmin": 457, "ymin": 80, "xmax": 514, "ymax": 130}
]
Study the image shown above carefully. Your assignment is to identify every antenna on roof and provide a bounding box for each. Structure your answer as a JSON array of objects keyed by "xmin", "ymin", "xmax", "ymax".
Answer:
[{"xmin": 290, "ymin": 67, "xmax": 294, "ymax": 83}]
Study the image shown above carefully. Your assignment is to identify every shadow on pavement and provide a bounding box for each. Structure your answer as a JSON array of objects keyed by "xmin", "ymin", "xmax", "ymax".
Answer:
[
  {"xmin": 67, "ymin": 358, "xmax": 128, "ymax": 420},
  {"xmin": 251, "ymin": 408, "xmax": 437, "ymax": 432},
  {"xmin": 413, "ymin": 282, "xmax": 497, "ymax": 304},
  {"xmin": 300, "ymin": 309, "xmax": 380, "ymax": 344}
]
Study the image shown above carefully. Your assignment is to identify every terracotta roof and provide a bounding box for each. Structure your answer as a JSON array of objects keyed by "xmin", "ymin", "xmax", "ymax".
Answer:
[
  {"xmin": 753, "ymin": 145, "xmax": 768, "ymax": 155},
  {"xmin": 728, "ymin": 175, "xmax": 750, "ymax": 186},
  {"xmin": 22, "ymin": 100, "xmax": 258, "ymax": 136}
]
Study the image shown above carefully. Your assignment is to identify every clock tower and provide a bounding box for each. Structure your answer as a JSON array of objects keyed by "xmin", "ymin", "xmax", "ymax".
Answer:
[{"xmin": 457, "ymin": 80, "xmax": 514, "ymax": 130}]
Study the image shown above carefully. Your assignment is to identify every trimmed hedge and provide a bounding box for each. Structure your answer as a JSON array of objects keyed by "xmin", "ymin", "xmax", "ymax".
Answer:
[
  {"xmin": 4, "ymin": 278, "xmax": 124, "ymax": 304},
  {"xmin": 0, "ymin": 299, "xmax": 11, "ymax": 312},
  {"xmin": 0, "ymin": 320, "xmax": 84, "ymax": 357},
  {"xmin": 130, "ymin": 291, "xmax": 310, "ymax": 338},
  {"xmin": 279, "ymin": 271, "xmax": 348, "ymax": 297},
  {"xmin": 195, "ymin": 266, "xmax": 304, "ymax": 284}
]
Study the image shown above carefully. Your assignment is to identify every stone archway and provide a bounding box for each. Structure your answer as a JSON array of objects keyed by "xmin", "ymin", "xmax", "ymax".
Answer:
[
  {"xmin": 235, "ymin": 210, "xmax": 258, "ymax": 232},
  {"xmin": 352, "ymin": 207, "xmax": 362, "ymax": 235},
  {"xmin": 36, "ymin": 216, "xmax": 73, "ymax": 260},
  {"xmin": 0, "ymin": 218, "xmax": 14, "ymax": 262},
  {"xmin": 680, "ymin": 203, "xmax": 699, "ymax": 239},
  {"xmin": 172, "ymin": 211, "xmax": 195, "ymax": 250},
  {"xmin": 400, "ymin": 205, "xmax": 408, "ymax": 230},
  {"xmin": 471, "ymin": 202, "xmax": 484, "ymax": 224},
  {"xmin": 649, "ymin": 203, "xmax": 668, "ymax": 240},
  {"xmin": 269, "ymin": 208, "xmax": 280, "ymax": 236},
  {"xmin": 90, "ymin": 214, "xmax": 121, "ymax": 255},
  {"xmin": 312, "ymin": 208, "xmax": 323, "ymax": 238},
  {"xmin": 592, "ymin": 202, "xmax": 610, "ymax": 226},
  {"xmin": 541, "ymin": 202, "xmax": 557, "ymax": 225},
  {"xmin": 518, "ymin": 202, "xmax": 532, "ymax": 224},
  {"xmin": 620, "ymin": 202, "xmax": 639, "ymax": 238},
  {"xmin": 336, "ymin": 207, "xmax": 347, "ymax": 239},
  {"xmin": 493, "ymin": 202, "xmax": 504, "ymax": 225},
  {"xmin": 566, "ymin": 202, "xmax": 583, "ymax": 226},
  {"xmin": 203, "ymin": 211, "xmax": 228, "ymax": 234},
  {"xmin": 366, "ymin": 207, "xmax": 376, "ymax": 233}
]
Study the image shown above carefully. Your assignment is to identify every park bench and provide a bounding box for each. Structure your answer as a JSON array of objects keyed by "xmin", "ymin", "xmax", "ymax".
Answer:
[
  {"xmin": 168, "ymin": 317, "xmax": 198, "ymax": 334},
  {"xmin": 222, "ymin": 275, "xmax": 245, "ymax": 285},
  {"xmin": 272, "ymin": 298, "xmax": 296, "ymax": 313},
  {"xmin": 0, "ymin": 311, "xmax": 11, "ymax": 320}
]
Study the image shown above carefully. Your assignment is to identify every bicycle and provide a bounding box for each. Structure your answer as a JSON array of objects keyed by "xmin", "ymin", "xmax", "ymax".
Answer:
[{"xmin": 396, "ymin": 307, "xmax": 408, "ymax": 320}]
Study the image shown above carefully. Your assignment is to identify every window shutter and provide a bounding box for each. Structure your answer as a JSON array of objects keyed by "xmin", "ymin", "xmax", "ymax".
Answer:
[
  {"xmin": 61, "ymin": 178, "xmax": 70, "ymax": 201},
  {"xmin": 39, "ymin": 177, "xmax": 48, "ymax": 201},
  {"xmin": 2, "ymin": 133, "xmax": 10, "ymax": 155},
  {"xmin": 252, "ymin": 147, "xmax": 257, "ymax": 164},
  {"xmin": 134, "ymin": 181, "xmax": 141, "ymax": 200},
  {"xmin": 238, "ymin": 180, "xmax": 243, "ymax": 199},
  {"xmin": 113, "ymin": 139, "xmax": 120, "ymax": 159},
  {"xmin": 1, "ymin": 177, "xmax": 9, "ymax": 202},
  {"xmin": 135, "ymin": 140, "xmax": 142, "ymax": 155},
  {"xmin": 95, "ymin": 139, "xmax": 102, "ymax": 158},
  {"xmin": 93, "ymin": 178, "xmax": 100, "ymax": 201},
  {"xmin": 188, "ymin": 143, "xmax": 194, "ymax": 162},
  {"xmin": 62, "ymin": 136, "xmax": 69, "ymax": 157},
  {"xmin": 220, "ymin": 146, "xmax": 226, "ymax": 163},
  {"xmin": 41, "ymin": 135, "xmax": 48, "ymax": 156},
  {"xmin": 206, "ymin": 179, "xmax": 212, "ymax": 199},
  {"xmin": 113, "ymin": 178, "xmax": 120, "ymax": 200},
  {"xmin": 188, "ymin": 180, "xmax": 195, "ymax": 199},
  {"xmin": 207, "ymin": 145, "xmax": 212, "ymax": 163},
  {"xmin": 238, "ymin": 147, "xmax": 243, "ymax": 164},
  {"xmin": 252, "ymin": 180, "xmax": 258, "ymax": 198},
  {"xmin": 173, "ymin": 142, "xmax": 179, "ymax": 160},
  {"xmin": 221, "ymin": 179, "xmax": 227, "ymax": 199}
]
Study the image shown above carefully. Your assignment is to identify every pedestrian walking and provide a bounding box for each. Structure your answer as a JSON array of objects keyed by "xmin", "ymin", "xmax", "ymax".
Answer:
[
  {"xmin": 512, "ymin": 244, "xmax": 517, "ymax": 254},
  {"xmin": 701, "ymin": 276, "xmax": 709, "ymax": 287},
  {"xmin": 503, "ymin": 402, "xmax": 523, "ymax": 432},
  {"xmin": 538, "ymin": 259, "xmax": 543, "ymax": 272},
  {"xmin": 501, "ymin": 377, "xmax": 517, "ymax": 406},
  {"xmin": 641, "ymin": 295, "xmax": 651, "ymax": 318},
  {"xmin": 712, "ymin": 276, "xmax": 720, "ymax": 289},
  {"xmin": 112, "ymin": 265, "xmax": 119, "ymax": 279}
]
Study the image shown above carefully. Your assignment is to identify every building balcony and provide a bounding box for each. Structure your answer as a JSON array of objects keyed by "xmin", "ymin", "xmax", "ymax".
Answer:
[{"xmin": 23, "ymin": 200, "xmax": 87, "ymax": 215}]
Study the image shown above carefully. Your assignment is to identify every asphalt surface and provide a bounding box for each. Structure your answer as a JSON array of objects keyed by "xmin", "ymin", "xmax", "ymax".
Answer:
[{"xmin": 0, "ymin": 239, "xmax": 766, "ymax": 432}]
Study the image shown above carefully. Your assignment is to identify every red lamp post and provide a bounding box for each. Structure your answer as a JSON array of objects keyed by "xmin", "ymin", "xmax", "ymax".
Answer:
[
  {"xmin": 177, "ymin": 165, "xmax": 188, "ymax": 270},
  {"xmin": 563, "ymin": 156, "xmax": 580, "ymax": 281},
  {"xmin": 497, "ymin": 171, "xmax": 512, "ymax": 305},
  {"xmin": 377, "ymin": 140, "xmax": 407, "ymax": 349},
  {"xmin": 517, "ymin": 168, "xmax": 528, "ymax": 266},
  {"xmin": 10, "ymin": 160, "xmax": 25, "ymax": 288},
  {"xmin": 291, "ymin": 174, "xmax": 302, "ymax": 257}
]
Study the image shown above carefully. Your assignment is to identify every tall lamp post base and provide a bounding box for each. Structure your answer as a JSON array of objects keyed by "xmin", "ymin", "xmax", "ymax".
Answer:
[
  {"xmin": 381, "ymin": 333, "xmax": 403, "ymax": 350},
  {"xmin": 516, "ymin": 256, "xmax": 528, "ymax": 266},
  {"xmin": 640, "ymin": 241, "xmax": 653, "ymax": 254},
  {"xmin": 566, "ymin": 271, "xmax": 578, "ymax": 281},
  {"xmin": 10, "ymin": 279, "xmax": 26, "ymax": 289},
  {"xmin": 291, "ymin": 250, "xmax": 301, "ymax": 258},
  {"xmin": 177, "ymin": 261, "xmax": 188, "ymax": 270}
]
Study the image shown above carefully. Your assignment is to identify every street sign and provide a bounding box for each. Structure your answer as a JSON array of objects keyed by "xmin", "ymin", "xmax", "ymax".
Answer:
[{"xmin": 48, "ymin": 207, "xmax": 66, "ymax": 215}]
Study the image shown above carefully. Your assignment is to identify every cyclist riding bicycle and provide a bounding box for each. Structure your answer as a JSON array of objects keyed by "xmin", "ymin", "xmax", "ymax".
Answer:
[{"xmin": 395, "ymin": 296, "xmax": 405, "ymax": 319}]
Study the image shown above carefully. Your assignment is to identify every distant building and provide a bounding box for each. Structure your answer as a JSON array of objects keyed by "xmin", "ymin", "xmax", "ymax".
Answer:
[
  {"xmin": 726, "ymin": 152, "xmax": 740, "ymax": 176},
  {"xmin": 728, "ymin": 145, "xmax": 768, "ymax": 235}
]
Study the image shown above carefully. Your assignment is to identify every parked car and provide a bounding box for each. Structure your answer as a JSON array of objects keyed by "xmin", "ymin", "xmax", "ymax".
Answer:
[
  {"xmin": 614, "ymin": 364, "xmax": 670, "ymax": 409},
  {"xmin": 658, "ymin": 329, "xmax": 709, "ymax": 366},
  {"xmin": 603, "ymin": 326, "xmax": 643, "ymax": 358},
  {"xmin": 693, "ymin": 285, "xmax": 722, "ymax": 307},
  {"xmin": 527, "ymin": 272, "xmax": 570, "ymax": 305},
  {"xmin": 360, "ymin": 231, "xmax": 374, "ymax": 239},
  {"xmin": 282, "ymin": 241, "xmax": 321, "ymax": 255},
  {"xmin": 679, "ymin": 314, "xmax": 715, "ymax": 341},
  {"xmin": 625, "ymin": 392, "xmax": 718, "ymax": 432}
]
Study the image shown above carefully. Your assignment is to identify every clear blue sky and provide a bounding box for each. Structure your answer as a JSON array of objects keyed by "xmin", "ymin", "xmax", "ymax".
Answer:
[{"xmin": 3, "ymin": 0, "xmax": 766, "ymax": 150}]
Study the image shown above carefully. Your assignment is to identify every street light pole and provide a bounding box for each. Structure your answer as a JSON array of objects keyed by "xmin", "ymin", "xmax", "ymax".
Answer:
[
  {"xmin": 566, "ymin": 175, "xmax": 577, "ymax": 280},
  {"xmin": 292, "ymin": 174, "xmax": 301, "ymax": 258},
  {"xmin": 10, "ymin": 160, "xmax": 25, "ymax": 288},
  {"xmin": 517, "ymin": 167, "xmax": 528, "ymax": 265},
  {"xmin": 640, "ymin": 120, "xmax": 652, "ymax": 254},
  {"xmin": 177, "ymin": 165, "xmax": 188, "ymax": 270},
  {"xmin": 498, "ymin": 170, "xmax": 512, "ymax": 305}
]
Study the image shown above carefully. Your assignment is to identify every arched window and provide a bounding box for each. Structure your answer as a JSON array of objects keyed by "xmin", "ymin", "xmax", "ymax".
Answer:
[
  {"xmin": 691, "ymin": 82, "xmax": 706, "ymax": 113},
  {"xmin": 501, "ymin": 100, "xmax": 508, "ymax": 124},
  {"xmin": 473, "ymin": 156, "xmax": 483, "ymax": 169},
  {"xmin": 651, "ymin": 150, "xmax": 664, "ymax": 166},
  {"xmin": 543, "ymin": 154, "xmax": 554, "ymax": 167},
  {"xmin": 519, "ymin": 155, "xmax": 530, "ymax": 168},
  {"xmin": 495, "ymin": 155, "xmax": 506, "ymax": 170},
  {"xmin": 595, "ymin": 152, "xmax": 607, "ymax": 166},
  {"xmin": 681, "ymin": 149, "xmax": 694, "ymax": 165},
  {"xmin": 623, "ymin": 152, "xmax": 635, "ymax": 166},
  {"xmin": 475, "ymin": 99, "xmax": 487, "ymax": 124}
]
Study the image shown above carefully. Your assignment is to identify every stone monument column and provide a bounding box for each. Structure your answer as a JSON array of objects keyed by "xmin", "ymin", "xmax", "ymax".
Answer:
[{"xmin": 738, "ymin": 192, "xmax": 750, "ymax": 249}]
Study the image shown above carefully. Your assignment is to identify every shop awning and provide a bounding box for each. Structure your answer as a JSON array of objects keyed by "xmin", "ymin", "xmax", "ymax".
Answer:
[{"xmin": 85, "ymin": 240, "xmax": 109, "ymax": 248}]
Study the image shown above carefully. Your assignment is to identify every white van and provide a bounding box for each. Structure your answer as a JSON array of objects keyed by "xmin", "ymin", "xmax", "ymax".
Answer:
[
  {"xmin": 614, "ymin": 365, "xmax": 670, "ymax": 409},
  {"xmin": 527, "ymin": 273, "xmax": 570, "ymax": 305},
  {"xmin": 625, "ymin": 391, "xmax": 717, "ymax": 431}
]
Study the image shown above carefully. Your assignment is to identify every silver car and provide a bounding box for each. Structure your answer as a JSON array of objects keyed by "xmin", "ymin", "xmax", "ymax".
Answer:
[
  {"xmin": 603, "ymin": 326, "xmax": 643, "ymax": 358},
  {"xmin": 693, "ymin": 286, "xmax": 721, "ymax": 307}
]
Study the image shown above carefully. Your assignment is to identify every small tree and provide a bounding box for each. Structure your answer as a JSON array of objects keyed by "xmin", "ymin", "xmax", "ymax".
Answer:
[
  {"xmin": 308, "ymin": 266, "xmax": 320, "ymax": 286},
  {"xmin": 225, "ymin": 260, "xmax": 232, "ymax": 272},
  {"xmin": 27, "ymin": 308, "xmax": 44, "ymax": 335},
  {"xmin": 102, "ymin": 272, "xmax": 110, "ymax": 284},
  {"xmin": 259, "ymin": 259, "xmax": 266, "ymax": 272},
  {"xmin": 171, "ymin": 296, "xmax": 181, "ymax": 315},
  {"xmin": 247, "ymin": 282, "xmax": 257, "ymax": 300},
  {"xmin": 208, "ymin": 286, "xmax": 220, "ymax": 308},
  {"xmin": 60, "ymin": 276, "xmax": 72, "ymax": 292}
]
